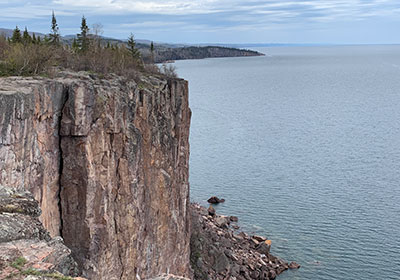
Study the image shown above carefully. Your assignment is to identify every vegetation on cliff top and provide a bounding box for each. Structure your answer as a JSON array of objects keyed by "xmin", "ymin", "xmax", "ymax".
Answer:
[{"xmin": 0, "ymin": 13, "xmax": 177, "ymax": 79}]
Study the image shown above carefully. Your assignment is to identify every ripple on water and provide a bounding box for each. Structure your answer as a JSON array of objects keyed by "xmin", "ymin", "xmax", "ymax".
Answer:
[{"xmin": 177, "ymin": 45, "xmax": 400, "ymax": 280}]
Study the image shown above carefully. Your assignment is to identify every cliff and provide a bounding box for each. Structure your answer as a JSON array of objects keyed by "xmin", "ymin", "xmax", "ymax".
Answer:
[{"xmin": 0, "ymin": 72, "xmax": 191, "ymax": 279}]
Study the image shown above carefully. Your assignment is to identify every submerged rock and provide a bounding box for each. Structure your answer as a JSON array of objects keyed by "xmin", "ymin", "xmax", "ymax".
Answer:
[{"xmin": 289, "ymin": 261, "xmax": 301, "ymax": 269}]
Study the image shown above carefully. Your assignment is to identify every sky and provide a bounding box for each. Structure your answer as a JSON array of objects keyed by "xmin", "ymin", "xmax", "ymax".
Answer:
[{"xmin": 0, "ymin": 0, "xmax": 399, "ymax": 44}]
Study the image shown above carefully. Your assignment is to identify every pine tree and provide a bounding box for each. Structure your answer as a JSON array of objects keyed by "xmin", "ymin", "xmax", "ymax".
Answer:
[
  {"xmin": 150, "ymin": 41, "xmax": 154, "ymax": 63},
  {"xmin": 127, "ymin": 33, "xmax": 140, "ymax": 60},
  {"xmin": 77, "ymin": 16, "xmax": 90, "ymax": 52},
  {"xmin": 22, "ymin": 27, "xmax": 32, "ymax": 45},
  {"xmin": 11, "ymin": 26, "xmax": 22, "ymax": 44},
  {"xmin": 72, "ymin": 38, "xmax": 79, "ymax": 52},
  {"xmin": 32, "ymin": 33, "xmax": 37, "ymax": 44},
  {"xmin": 49, "ymin": 11, "xmax": 60, "ymax": 45}
]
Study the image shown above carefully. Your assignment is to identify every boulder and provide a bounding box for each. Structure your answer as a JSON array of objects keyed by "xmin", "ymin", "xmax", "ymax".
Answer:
[
  {"xmin": 268, "ymin": 270, "xmax": 277, "ymax": 280},
  {"xmin": 252, "ymin": 235, "xmax": 266, "ymax": 242},
  {"xmin": 207, "ymin": 196, "xmax": 225, "ymax": 204},
  {"xmin": 256, "ymin": 242, "xmax": 271, "ymax": 255},
  {"xmin": 213, "ymin": 252, "xmax": 230, "ymax": 273},
  {"xmin": 208, "ymin": 206, "xmax": 216, "ymax": 216},
  {"xmin": 215, "ymin": 216, "xmax": 229, "ymax": 228},
  {"xmin": 230, "ymin": 216, "xmax": 239, "ymax": 222}
]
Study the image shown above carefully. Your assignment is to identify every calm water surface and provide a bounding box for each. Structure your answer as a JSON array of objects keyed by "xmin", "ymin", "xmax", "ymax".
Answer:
[{"xmin": 174, "ymin": 45, "xmax": 400, "ymax": 280}]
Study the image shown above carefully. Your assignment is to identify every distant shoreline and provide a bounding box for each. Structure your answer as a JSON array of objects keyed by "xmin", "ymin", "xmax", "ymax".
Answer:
[{"xmin": 142, "ymin": 45, "xmax": 265, "ymax": 64}]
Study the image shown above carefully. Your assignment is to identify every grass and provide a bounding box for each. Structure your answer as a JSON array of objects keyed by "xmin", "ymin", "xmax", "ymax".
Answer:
[
  {"xmin": 10, "ymin": 257, "xmax": 27, "ymax": 270},
  {"xmin": 7, "ymin": 256, "xmax": 75, "ymax": 280}
]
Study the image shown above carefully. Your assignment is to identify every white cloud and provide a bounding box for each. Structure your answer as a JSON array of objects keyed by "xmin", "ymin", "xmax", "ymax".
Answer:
[
  {"xmin": 51, "ymin": 0, "xmax": 225, "ymax": 15},
  {"xmin": 120, "ymin": 21, "xmax": 186, "ymax": 28},
  {"xmin": 1, "ymin": 0, "xmax": 399, "ymax": 20},
  {"xmin": 1, "ymin": 0, "xmax": 399, "ymax": 43}
]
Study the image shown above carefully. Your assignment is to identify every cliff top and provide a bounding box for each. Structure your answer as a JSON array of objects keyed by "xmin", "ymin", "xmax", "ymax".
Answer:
[{"xmin": 0, "ymin": 70, "xmax": 185, "ymax": 95}]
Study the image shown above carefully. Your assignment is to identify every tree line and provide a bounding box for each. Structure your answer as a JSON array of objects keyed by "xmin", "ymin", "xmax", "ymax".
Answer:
[{"xmin": 0, "ymin": 12, "xmax": 172, "ymax": 78}]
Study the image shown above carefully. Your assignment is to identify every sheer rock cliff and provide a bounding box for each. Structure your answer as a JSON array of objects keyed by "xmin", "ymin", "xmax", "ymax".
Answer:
[{"xmin": 0, "ymin": 72, "xmax": 191, "ymax": 280}]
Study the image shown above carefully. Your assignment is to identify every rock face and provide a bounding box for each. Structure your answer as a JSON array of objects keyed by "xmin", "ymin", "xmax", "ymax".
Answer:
[
  {"xmin": 0, "ymin": 77, "xmax": 65, "ymax": 236},
  {"xmin": 0, "ymin": 72, "xmax": 191, "ymax": 279},
  {"xmin": 0, "ymin": 186, "xmax": 79, "ymax": 279}
]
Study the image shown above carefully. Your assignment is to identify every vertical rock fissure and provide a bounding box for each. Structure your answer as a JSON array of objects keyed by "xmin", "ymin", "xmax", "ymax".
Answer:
[
  {"xmin": 57, "ymin": 85, "xmax": 70, "ymax": 239},
  {"xmin": 111, "ymin": 132, "xmax": 125, "ymax": 279}
]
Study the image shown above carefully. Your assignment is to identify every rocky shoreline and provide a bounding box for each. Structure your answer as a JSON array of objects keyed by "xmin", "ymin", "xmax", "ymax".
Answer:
[{"xmin": 190, "ymin": 203, "xmax": 299, "ymax": 280}]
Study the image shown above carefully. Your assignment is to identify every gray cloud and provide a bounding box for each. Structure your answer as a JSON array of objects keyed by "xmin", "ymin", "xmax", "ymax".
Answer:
[{"xmin": 0, "ymin": 0, "xmax": 399, "ymax": 43}]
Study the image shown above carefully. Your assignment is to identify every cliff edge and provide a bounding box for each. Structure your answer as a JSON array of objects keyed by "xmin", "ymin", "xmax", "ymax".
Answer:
[{"xmin": 0, "ymin": 72, "xmax": 191, "ymax": 279}]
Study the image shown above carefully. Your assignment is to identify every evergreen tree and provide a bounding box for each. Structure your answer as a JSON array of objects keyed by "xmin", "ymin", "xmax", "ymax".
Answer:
[
  {"xmin": 22, "ymin": 27, "xmax": 32, "ymax": 45},
  {"xmin": 49, "ymin": 11, "xmax": 60, "ymax": 45},
  {"xmin": 11, "ymin": 26, "xmax": 22, "ymax": 44},
  {"xmin": 127, "ymin": 33, "xmax": 140, "ymax": 60},
  {"xmin": 72, "ymin": 38, "xmax": 79, "ymax": 52},
  {"xmin": 150, "ymin": 41, "xmax": 154, "ymax": 63},
  {"xmin": 32, "ymin": 33, "xmax": 37, "ymax": 44},
  {"xmin": 77, "ymin": 16, "xmax": 90, "ymax": 52},
  {"xmin": 43, "ymin": 35, "xmax": 50, "ymax": 44}
]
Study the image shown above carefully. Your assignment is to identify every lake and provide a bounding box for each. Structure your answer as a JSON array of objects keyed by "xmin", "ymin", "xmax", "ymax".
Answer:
[{"xmin": 174, "ymin": 45, "xmax": 400, "ymax": 280}]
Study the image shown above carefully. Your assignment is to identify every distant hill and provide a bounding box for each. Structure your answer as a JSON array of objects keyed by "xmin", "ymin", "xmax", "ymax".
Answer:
[
  {"xmin": 139, "ymin": 45, "xmax": 264, "ymax": 64},
  {"xmin": 0, "ymin": 28, "xmax": 45, "ymax": 38},
  {"xmin": 1, "ymin": 27, "xmax": 264, "ymax": 63}
]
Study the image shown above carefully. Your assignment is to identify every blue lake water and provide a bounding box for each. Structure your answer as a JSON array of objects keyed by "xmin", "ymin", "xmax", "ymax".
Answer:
[{"xmin": 174, "ymin": 45, "xmax": 400, "ymax": 280}]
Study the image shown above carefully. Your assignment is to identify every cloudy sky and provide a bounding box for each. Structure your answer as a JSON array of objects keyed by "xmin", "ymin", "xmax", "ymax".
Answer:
[{"xmin": 0, "ymin": 0, "xmax": 399, "ymax": 44}]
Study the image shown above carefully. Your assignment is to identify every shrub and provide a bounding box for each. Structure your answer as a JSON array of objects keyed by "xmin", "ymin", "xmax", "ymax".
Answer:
[
  {"xmin": 1, "ymin": 43, "xmax": 55, "ymax": 76},
  {"xmin": 160, "ymin": 63, "xmax": 178, "ymax": 78}
]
